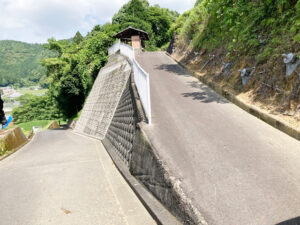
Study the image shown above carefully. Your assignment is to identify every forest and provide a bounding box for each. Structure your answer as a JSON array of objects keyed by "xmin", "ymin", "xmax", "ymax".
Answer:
[{"xmin": 0, "ymin": 40, "xmax": 56, "ymax": 88}]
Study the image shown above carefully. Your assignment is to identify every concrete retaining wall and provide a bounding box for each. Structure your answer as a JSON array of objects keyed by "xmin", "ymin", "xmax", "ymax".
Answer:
[
  {"xmin": 76, "ymin": 53, "xmax": 204, "ymax": 224},
  {"xmin": 102, "ymin": 77, "xmax": 138, "ymax": 165},
  {"xmin": 48, "ymin": 121, "xmax": 60, "ymax": 129},
  {"xmin": 74, "ymin": 54, "xmax": 131, "ymax": 139},
  {"xmin": 130, "ymin": 126, "xmax": 206, "ymax": 225},
  {"xmin": 0, "ymin": 127, "xmax": 27, "ymax": 156}
]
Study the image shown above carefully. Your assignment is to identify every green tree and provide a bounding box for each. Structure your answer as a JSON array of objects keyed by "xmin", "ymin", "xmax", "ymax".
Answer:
[
  {"xmin": 42, "ymin": 27, "xmax": 115, "ymax": 119},
  {"xmin": 73, "ymin": 31, "xmax": 84, "ymax": 44},
  {"xmin": 148, "ymin": 6, "xmax": 172, "ymax": 47},
  {"xmin": 12, "ymin": 94, "xmax": 63, "ymax": 123}
]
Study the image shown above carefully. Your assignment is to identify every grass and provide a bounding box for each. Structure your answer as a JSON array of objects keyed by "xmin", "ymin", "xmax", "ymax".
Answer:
[{"xmin": 17, "ymin": 120, "xmax": 52, "ymax": 136}]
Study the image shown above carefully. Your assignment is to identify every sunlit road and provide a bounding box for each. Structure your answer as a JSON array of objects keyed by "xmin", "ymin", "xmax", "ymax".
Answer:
[
  {"xmin": 0, "ymin": 130, "xmax": 154, "ymax": 225},
  {"xmin": 137, "ymin": 51, "xmax": 300, "ymax": 225}
]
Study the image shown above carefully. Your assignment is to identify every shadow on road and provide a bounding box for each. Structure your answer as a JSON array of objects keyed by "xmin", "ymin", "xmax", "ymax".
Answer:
[
  {"xmin": 155, "ymin": 64, "xmax": 190, "ymax": 76},
  {"xmin": 182, "ymin": 81, "xmax": 228, "ymax": 104},
  {"xmin": 276, "ymin": 216, "xmax": 300, "ymax": 225},
  {"xmin": 50, "ymin": 126, "xmax": 70, "ymax": 131}
]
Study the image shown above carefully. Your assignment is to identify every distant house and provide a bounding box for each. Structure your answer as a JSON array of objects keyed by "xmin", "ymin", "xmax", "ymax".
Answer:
[{"xmin": 9, "ymin": 92, "xmax": 22, "ymax": 99}]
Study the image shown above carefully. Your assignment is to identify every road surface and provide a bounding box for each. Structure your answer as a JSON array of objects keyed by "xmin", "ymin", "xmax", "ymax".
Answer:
[
  {"xmin": 137, "ymin": 51, "xmax": 300, "ymax": 225},
  {"xmin": 0, "ymin": 130, "xmax": 154, "ymax": 225}
]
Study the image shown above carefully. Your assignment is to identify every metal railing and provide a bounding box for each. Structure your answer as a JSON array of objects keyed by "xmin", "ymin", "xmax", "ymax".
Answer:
[{"xmin": 108, "ymin": 41, "xmax": 151, "ymax": 124}]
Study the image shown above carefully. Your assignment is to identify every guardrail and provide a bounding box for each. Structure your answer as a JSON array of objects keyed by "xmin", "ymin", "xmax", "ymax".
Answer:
[{"xmin": 108, "ymin": 42, "xmax": 151, "ymax": 124}]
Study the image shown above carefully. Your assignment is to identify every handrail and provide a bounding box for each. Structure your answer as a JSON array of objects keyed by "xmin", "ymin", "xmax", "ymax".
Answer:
[{"xmin": 108, "ymin": 42, "xmax": 151, "ymax": 124}]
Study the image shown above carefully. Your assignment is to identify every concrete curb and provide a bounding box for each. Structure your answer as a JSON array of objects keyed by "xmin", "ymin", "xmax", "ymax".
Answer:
[{"xmin": 166, "ymin": 52, "xmax": 300, "ymax": 141}]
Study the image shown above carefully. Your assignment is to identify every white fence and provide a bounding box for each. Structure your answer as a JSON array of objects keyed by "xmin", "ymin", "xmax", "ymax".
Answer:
[
  {"xmin": 120, "ymin": 43, "xmax": 135, "ymax": 61},
  {"xmin": 108, "ymin": 40, "xmax": 120, "ymax": 55},
  {"xmin": 108, "ymin": 42, "xmax": 151, "ymax": 124},
  {"xmin": 132, "ymin": 59, "xmax": 151, "ymax": 124}
]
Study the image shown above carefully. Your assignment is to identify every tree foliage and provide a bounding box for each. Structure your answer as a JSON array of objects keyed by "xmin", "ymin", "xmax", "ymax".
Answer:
[
  {"xmin": 0, "ymin": 40, "xmax": 56, "ymax": 87},
  {"xmin": 12, "ymin": 94, "xmax": 63, "ymax": 123},
  {"xmin": 42, "ymin": 27, "xmax": 117, "ymax": 119},
  {"xmin": 173, "ymin": 0, "xmax": 300, "ymax": 59},
  {"xmin": 112, "ymin": 0, "xmax": 179, "ymax": 49}
]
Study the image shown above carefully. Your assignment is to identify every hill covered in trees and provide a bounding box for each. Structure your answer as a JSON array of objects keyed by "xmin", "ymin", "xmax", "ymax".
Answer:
[{"xmin": 0, "ymin": 40, "xmax": 56, "ymax": 88}]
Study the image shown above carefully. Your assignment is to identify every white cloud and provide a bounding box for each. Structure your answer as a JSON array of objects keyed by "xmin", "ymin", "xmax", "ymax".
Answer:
[
  {"xmin": 0, "ymin": 0, "xmax": 195, "ymax": 43},
  {"xmin": 149, "ymin": 0, "xmax": 195, "ymax": 13}
]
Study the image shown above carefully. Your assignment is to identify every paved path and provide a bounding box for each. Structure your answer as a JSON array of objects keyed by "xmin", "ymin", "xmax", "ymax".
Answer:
[
  {"xmin": 0, "ymin": 130, "xmax": 154, "ymax": 225},
  {"xmin": 137, "ymin": 52, "xmax": 300, "ymax": 225}
]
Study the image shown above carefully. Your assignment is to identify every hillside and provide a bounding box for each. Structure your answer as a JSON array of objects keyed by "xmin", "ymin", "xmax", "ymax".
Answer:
[
  {"xmin": 0, "ymin": 40, "xmax": 56, "ymax": 87},
  {"xmin": 169, "ymin": 0, "xmax": 300, "ymax": 128}
]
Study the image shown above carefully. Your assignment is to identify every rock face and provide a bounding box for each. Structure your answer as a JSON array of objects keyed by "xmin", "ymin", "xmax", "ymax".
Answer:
[{"xmin": 74, "ymin": 54, "xmax": 132, "ymax": 140}]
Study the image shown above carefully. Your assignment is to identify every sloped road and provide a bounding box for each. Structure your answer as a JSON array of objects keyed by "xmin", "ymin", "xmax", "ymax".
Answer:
[
  {"xmin": 0, "ymin": 130, "xmax": 154, "ymax": 225},
  {"xmin": 137, "ymin": 52, "xmax": 300, "ymax": 225}
]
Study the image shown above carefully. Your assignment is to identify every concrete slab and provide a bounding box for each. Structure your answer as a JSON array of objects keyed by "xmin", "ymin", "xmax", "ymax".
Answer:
[{"xmin": 0, "ymin": 130, "xmax": 155, "ymax": 225}]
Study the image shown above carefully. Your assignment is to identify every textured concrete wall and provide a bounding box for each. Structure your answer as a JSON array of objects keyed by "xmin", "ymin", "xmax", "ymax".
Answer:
[
  {"xmin": 130, "ymin": 127, "xmax": 206, "ymax": 225},
  {"xmin": 102, "ymin": 77, "xmax": 138, "ymax": 165},
  {"xmin": 0, "ymin": 127, "xmax": 27, "ymax": 153},
  {"xmin": 74, "ymin": 54, "xmax": 131, "ymax": 139}
]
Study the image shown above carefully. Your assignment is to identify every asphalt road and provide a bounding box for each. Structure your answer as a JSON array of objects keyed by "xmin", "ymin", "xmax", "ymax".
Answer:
[
  {"xmin": 136, "ymin": 52, "xmax": 300, "ymax": 225},
  {"xmin": 0, "ymin": 130, "xmax": 154, "ymax": 225}
]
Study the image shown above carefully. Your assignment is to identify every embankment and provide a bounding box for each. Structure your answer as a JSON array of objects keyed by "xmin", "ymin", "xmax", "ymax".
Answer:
[{"xmin": 74, "ymin": 53, "xmax": 204, "ymax": 224}]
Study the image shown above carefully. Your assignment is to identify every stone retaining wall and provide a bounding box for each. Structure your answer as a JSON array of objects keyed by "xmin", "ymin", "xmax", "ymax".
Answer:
[{"xmin": 74, "ymin": 54, "xmax": 131, "ymax": 139}]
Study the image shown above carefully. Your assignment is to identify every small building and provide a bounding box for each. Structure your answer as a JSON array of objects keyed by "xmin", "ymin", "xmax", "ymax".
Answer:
[{"xmin": 114, "ymin": 26, "xmax": 149, "ymax": 49}]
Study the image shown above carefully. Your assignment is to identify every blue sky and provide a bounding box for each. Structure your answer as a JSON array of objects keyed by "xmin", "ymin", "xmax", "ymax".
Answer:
[{"xmin": 0, "ymin": 0, "xmax": 196, "ymax": 43}]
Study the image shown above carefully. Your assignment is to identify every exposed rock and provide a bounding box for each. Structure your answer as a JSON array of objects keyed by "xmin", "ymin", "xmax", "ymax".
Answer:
[
  {"xmin": 48, "ymin": 121, "xmax": 60, "ymax": 129},
  {"xmin": 282, "ymin": 53, "xmax": 300, "ymax": 77},
  {"xmin": 239, "ymin": 67, "xmax": 256, "ymax": 86},
  {"xmin": 222, "ymin": 62, "xmax": 232, "ymax": 76}
]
